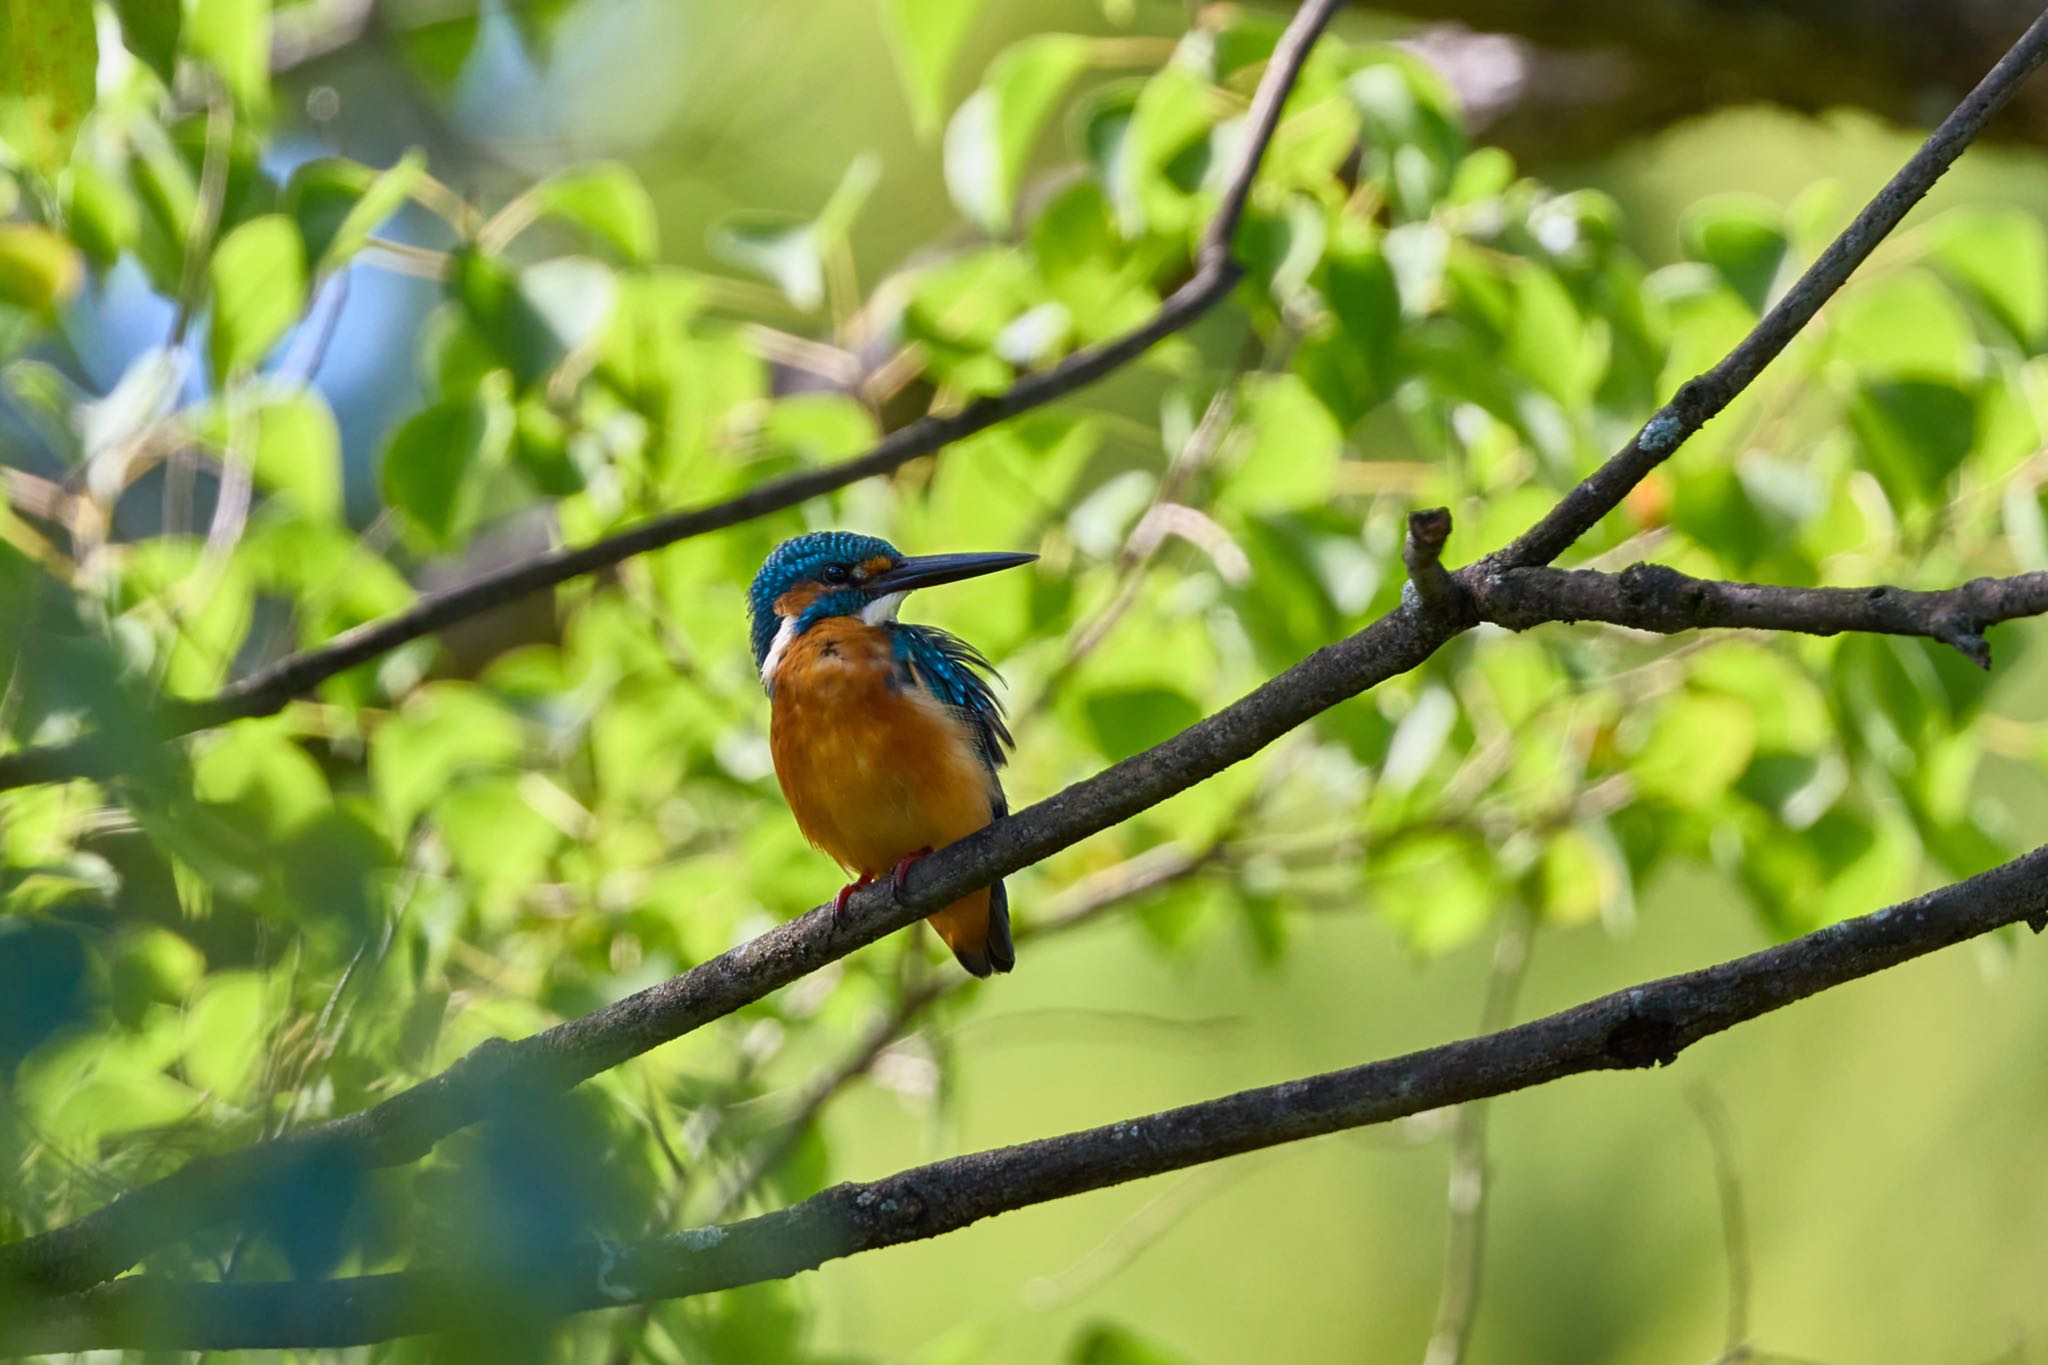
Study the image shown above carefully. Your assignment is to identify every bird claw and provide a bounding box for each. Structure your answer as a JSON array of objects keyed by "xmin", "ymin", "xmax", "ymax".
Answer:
[
  {"xmin": 832, "ymin": 874, "xmax": 874, "ymax": 923},
  {"xmin": 891, "ymin": 848, "xmax": 934, "ymax": 892}
]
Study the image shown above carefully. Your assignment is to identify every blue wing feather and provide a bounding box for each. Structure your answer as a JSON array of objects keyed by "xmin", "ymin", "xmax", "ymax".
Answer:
[
  {"xmin": 890, "ymin": 625, "xmax": 1012, "ymax": 776},
  {"xmin": 891, "ymin": 623, "xmax": 1016, "ymax": 975}
]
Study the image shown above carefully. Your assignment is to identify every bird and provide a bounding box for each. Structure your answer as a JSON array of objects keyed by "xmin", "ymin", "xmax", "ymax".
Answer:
[{"xmin": 748, "ymin": 531, "xmax": 1036, "ymax": 977}]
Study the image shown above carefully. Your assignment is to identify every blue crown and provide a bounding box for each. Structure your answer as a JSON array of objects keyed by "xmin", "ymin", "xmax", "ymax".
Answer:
[{"xmin": 748, "ymin": 531, "xmax": 900, "ymax": 667}]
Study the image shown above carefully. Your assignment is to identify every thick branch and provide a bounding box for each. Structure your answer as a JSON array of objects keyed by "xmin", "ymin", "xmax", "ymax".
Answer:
[
  {"xmin": 0, "ymin": 550, "xmax": 1459, "ymax": 1300},
  {"xmin": 1468, "ymin": 563, "xmax": 2048, "ymax": 667},
  {"xmin": 10, "ymin": 843, "xmax": 2046, "ymax": 1354},
  {"xmin": 1488, "ymin": 6, "xmax": 2048, "ymax": 571},
  {"xmin": 0, "ymin": 0, "xmax": 1345, "ymax": 796}
]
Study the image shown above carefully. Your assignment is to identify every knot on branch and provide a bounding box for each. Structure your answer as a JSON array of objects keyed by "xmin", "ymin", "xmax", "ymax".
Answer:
[
  {"xmin": 1617, "ymin": 561, "xmax": 1708, "ymax": 627},
  {"xmin": 1603, "ymin": 1001, "xmax": 1686, "ymax": 1070},
  {"xmin": 1930, "ymin": 609, "xmax": 1992, "ymax": 669},
  {"xmin": 849, "ymin": 1179, "xmax": 930, "ymax": 1236},
  {"xmin": 1402, "ymin": 507, "xmax": 1469, "ymax": 619}
]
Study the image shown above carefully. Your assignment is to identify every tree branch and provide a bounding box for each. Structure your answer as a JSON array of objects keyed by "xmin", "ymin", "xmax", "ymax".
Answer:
[
  {"xmin": 0, "ymin": 538, "xmax": 1459, "ymax": 1301},
  {"xmin": 8, "ymin": 0, "xmax": 2047, "ymax": 1321},
  {"xmin": 10, "ymin": 843, "xmax": 2045, "ymax": 1355},
  {"xmin": 0, "ymin": 0, "xmax": 1346, "ymax": 796},
  {"xmin": 1485, "ymin": 5, "xmax": 2048, "ymax": 572},
  {"xmin": 1467, "ymin": 563, "xmax": 2048, "ymax": 667}
]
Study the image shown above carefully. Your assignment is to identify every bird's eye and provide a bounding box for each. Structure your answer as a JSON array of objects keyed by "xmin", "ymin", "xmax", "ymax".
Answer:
[{"xmin": 821, "ymin": 564, "xmax": 850, "ymax": 584}]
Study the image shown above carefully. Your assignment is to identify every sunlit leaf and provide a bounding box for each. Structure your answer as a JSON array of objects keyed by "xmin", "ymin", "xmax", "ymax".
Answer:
[
  {"xmin": 0, "ymin": 224, "xmax": 82, "ymax": 314},
  {"xmin": 945, "ymin": 34, "xmax": 1091, "ymax": 234},
  {"xmin": 880, "ymin": 0, "xmax": 987, "ymax": 135},
  {"xmin": 187, "ymin": 0, "xmax": 271, "ymax": 113},
  {"xmin": 1680, "ymin": 193, "xmax": 1788, "ymax": 314},
  {"xmin": 380, "ymin": 375, "xmax": 513, "ymax": 549},
  {"xmin": 208, "ymin": 214, "xmax": 307, "ymax": 380},
  {"xmin": 527, "ymin": 160, "xmax": 658, "ymax": 263},
  {"xmin": 285, "ymin": 150, "xmax": 425, "ymax": 273},
  {"xmin": 0, "ymin": 0, "xmax": 97, "ymax": 177}
]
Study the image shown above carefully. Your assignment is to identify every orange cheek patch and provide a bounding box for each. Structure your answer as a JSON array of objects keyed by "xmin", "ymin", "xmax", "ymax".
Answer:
[
  {"xmin": 858, "ymin": 555, "xmax": 895, "ymax": 580},
  {"xmin": 775, "ymin": 584, "xmax": 823, "ymax": 617}
]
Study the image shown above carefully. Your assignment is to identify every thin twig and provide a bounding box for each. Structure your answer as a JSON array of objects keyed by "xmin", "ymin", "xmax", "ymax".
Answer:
[
  {"xmin": 1421, "ymin": 907, "xmax": 1533, "ymax": 1365},
  {"xmin": 1688, "ymin": 1085, "xmax": 1753, "ymax": 1364},
  {"xmin": 169, "ymin": 87, "xmax": 234, "ymax": 350}
]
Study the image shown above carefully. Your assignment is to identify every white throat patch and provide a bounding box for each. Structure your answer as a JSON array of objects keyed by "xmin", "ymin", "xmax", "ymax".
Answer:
[
  {"xmin": 759, "ymin": 614, "xmax": 800, "ymax": 691},
  {"xmin": 860, "ymin": 591, "xmax": 905, "ymax": 626}
]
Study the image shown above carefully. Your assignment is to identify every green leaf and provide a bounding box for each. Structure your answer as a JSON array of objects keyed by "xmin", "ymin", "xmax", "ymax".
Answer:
[
  {"xmin": 113, "ymin": 0, "xmax": 181, "ymax": 85},
  {"xmin": 186, "ymin": 0, "xmax": 271, "ymax": 113},
  {"xmin": 944, "ymin": 34, "xmax": 1091, "ymax": 234},
  {"xmin": 284, "ymin": 150, "xmax": 425, "ymax": 273},
  {"xmin": 1295, "ymin": 225, "xmax": 1400, "ymax": 426},
  {"xmin": 1629, "ymin": 692, "xmax": 1757, "ymax": 807},
  {"xmin": 118, "ymin": 538, "xmax": 255, "ymax": 695},
  {"xmin": 1539, "ymin": 826, "xmax": 1622, "ymax": 928},
  {"xmin": 0, "ymin": 223, "xmax": 82, "ymax": 314},
  {"xmin": 396, "ymin": 11, "xmax": 479, "ymax": 90},
  {"xmin": 452, "ymin": 251, "xmax": 616, "ymax": 389},
  {"xmin": 510, "ymin": 398, "xmax": 580, "ymax": 496},
  {"xmin": 188, "ymin": 384, "xmax": 345, "ymax": 525},
  {"xmin": 528, "ymin": 160, "xmax": 658, "ymax": 263},
  {"xmin": 433, "ymin": 774, "xmax": 559, "ymax": 906},
  {"xmin": 1080, "ymin": 686, "xmax": 1201, "ymax": 762},
  {"xmin": 0, "ymin": 0, "xmax": 98, "ymax": 178},
  {"xmin": 1232, "ymin": 193, "xmax": 1326, "ymax": 318},
  {"xmin": 1119, "ymin": 64, "xmax": 1215, "ymax": 237},
  {"xmin": 1344, "ymin": 56, "xmax": 1465, "ymax": 221},
  {"xmin": 1071, "ymin": 1321, "xmax": 1197, "ymax": 1365},
  {"xmin": 880, "ymin": 0, "xmax": 986, "ymax": 135},
  {"xmin": 1075, "ymin": 79, "xmax": 1141, "ymax": 233},
  {"xmin": 207, "ymin": 214, "xmax": 307, "ymax": 380},
  {"xmin": 379, "ymin": 376, "xmax": 512, "ymax": 549},
  {"xmin": 370, "ymin": 684, "xmax": 526, "ymax": 829},
  {"xmin": 63, "ymin": 159, "xmax": 140, "ymax": 268},
  {"xmin": 1224, "ymin": 371, "xmax": 1341, "ymax": 512},
  {"xmin": 193, "ymin": 719, "xmax": 331, "ymax": 835},
  {"xmin": 228, "ymin": 385, "xmax": 345, "ymax": 521},
  {"xmin": 1848, "ymin": 377, "xmax": 1976, "ymax": 512},
  {"xmin": 1827, "ymin": 267, "xmax": 1973, "ymax": 380},
  {"xmin": 711, "ymin": 157, "xmax": 875, "ymax": 312},
  {"xmin": 1679, "ymin": 193, "xmax": 1788, "ymax": 314},
  {"xmin": 182, "ymin": 971, "xmax": 267, "ymax": 1098},
  {"xmin": 1369, "ymin": 832, "xmax": 1496, "ymax": 955},
  {"xmin": 711, "ymin": 212, "xmax": 820, "ymax": 310},
  {"xmin": 1923, "ymin": 205, "xmax": 2048, "ymax": 349}
]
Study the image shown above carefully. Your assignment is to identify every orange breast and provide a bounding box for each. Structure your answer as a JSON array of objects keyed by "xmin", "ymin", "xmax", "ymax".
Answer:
[{"xmin": 769, "ymin": 617, "xmax": 999, "ymax": 878}]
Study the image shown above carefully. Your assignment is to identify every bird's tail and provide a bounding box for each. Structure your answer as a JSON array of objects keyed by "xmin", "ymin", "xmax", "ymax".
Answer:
[{"xmin": 934, "ymin": 880, "xmax": 1015, "ymax": 977}]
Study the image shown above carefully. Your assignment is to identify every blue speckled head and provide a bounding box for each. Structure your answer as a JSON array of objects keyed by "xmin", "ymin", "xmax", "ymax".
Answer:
[{"xmin": 747, "ymin": 531, "xmax": 901, "ymax": 668}]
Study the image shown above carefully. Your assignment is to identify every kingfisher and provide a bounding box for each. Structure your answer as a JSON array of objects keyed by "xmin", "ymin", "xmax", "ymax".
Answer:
[{"xmin": 749, "ymin": 531, "xmax": 1036, "ymax": 977}]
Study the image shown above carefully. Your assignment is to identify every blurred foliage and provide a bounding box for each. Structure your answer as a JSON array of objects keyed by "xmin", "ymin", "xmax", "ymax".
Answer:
[{"xmin": 0, "ymin": 0, "xmax": 2044, "ymax": 1360}]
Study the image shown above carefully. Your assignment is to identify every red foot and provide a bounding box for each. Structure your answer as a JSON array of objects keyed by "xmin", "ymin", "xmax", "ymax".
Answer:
[
  {"xmin": 833, "ymin": 873, "xmax": 875, "ymax": 923},
  {"xmin": 891, "ymin": 847, "xmax": 934, "ymax": 892}
]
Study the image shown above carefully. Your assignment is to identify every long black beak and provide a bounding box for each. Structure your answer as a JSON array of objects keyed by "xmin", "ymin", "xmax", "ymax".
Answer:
[{"xmin": 868, "ymin": 551, "xmax": 1037, "ymax": 594}]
